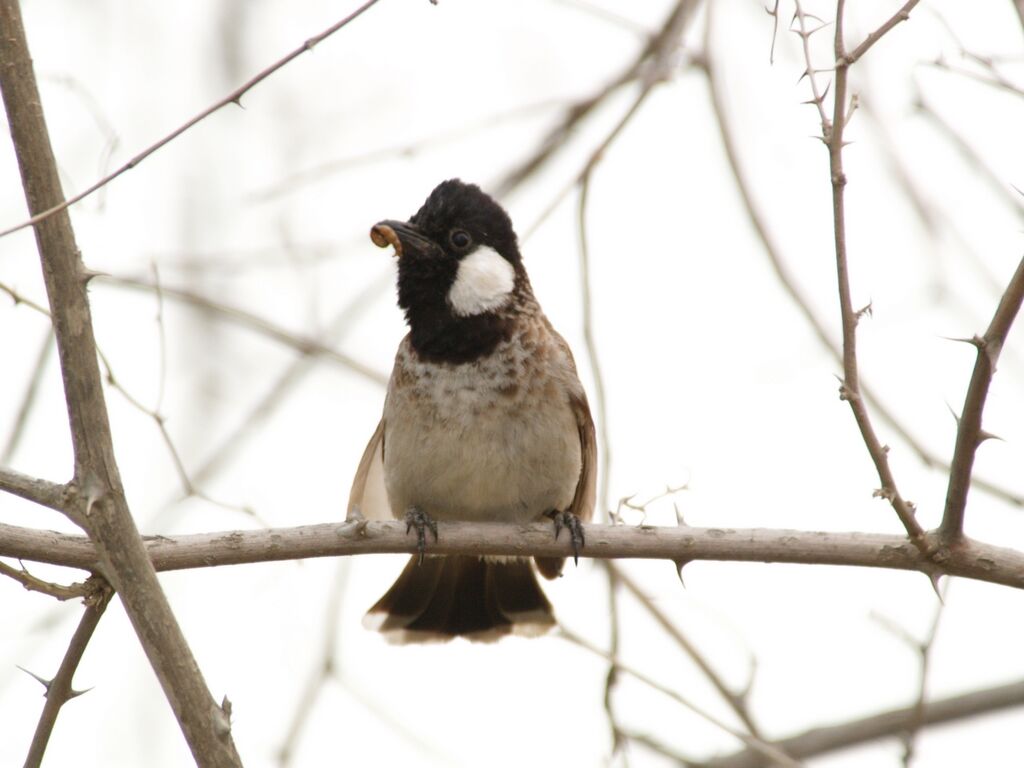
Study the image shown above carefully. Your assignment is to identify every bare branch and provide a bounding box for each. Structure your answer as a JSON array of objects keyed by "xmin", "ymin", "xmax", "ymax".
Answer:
[
  {"xmin": 702, "ymin": 676, "xmax": 1024, "ymax": 768},
  {"xmin": 0, "ymin": 560, "xmax": 88, "ymax": 601},
  {"xmin": 812, "ymin": 0, "xmax": 931, "ymax": 556},
  {"xmin": 3, "ymin": 520, "xmax": 1024, "ymax": 589},
  {"xmin": 845, "ymin": 0, "xmax": 922, "ymax": 65},
  {"xmin": 23, "ymin": 578, "xmax": 112, "ymax": 768},
  {"xmin": 940, "ymin": 255, "xmax": 1024, "ymax": 543},
  {"xmin": 494, "ymin": 0, "xmax": 697, "ymax": 197},
  {"xmin": 0, "ymin": 0, "xmax": 386, "ymax": 239},
  {"xmin": 2, "ymin": 329, "xmax": 54, "ymax": 464},
  {"xmin": 98, "ymin": 273, "xmax": 387, "ymax": 386},
  {"xmin": 702, "ymin": 7, "xmax": 1024, "ymax": 512},
  {"xmin": 0, "ymin": 2, "xmax": 241, "ymax": 762},
  {"xmin": 0, "ymin": 466, "xmax": 68, "ymax": 513},
  {"xmin": 558, "ymin": 628, "xmax": 803, "ymax": 768},
  {"xmin": 609, "ymin": 562, "xmax": 763, "ymax": 738}
]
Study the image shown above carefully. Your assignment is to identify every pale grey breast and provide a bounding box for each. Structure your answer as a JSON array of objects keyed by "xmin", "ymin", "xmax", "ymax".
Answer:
[{"xmin": 382, "ymin": 318, "xmax": 583, "ymax": 523}]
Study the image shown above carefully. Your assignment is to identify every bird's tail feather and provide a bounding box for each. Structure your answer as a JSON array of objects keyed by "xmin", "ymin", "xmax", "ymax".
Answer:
[{"xmin": 364, "ymin": 555, "xmax": 555, "ymax": 643}]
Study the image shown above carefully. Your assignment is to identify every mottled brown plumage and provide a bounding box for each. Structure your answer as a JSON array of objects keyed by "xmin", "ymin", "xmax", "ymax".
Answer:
[{"xmin": 348, "ymin": 179, "xmax": 595, "ymax": 642}]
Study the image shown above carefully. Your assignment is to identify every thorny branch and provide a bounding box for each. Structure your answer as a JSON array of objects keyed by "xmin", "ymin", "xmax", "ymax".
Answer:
[
  {"xmin": 0, "ymin": 0, "xmax": 386, "ymax": 239},
  {"xmin": 791, "ymin": 0, "xmax": 930, "ymax": 555},
  {"xmin": 701, "ymin": 675, "xmax": 1024, "ymax": 768},
  {"xmin": 0, "ymin": 0, "xmax": 244, "ymax": 762},
  {"xmin": 940, "ymin": 255, "xmax": 1024, "ymax": 543},
  {"xmin": 699, "ymin": 9, "xmax": 1024, "ymax": 511},
  {"xmin": 558, "ymin": 627, "xmax": 803, "ymax": 768},
  {"xmin": 3, "ymin": 519, "xmax": 1024, "ymax": 588},
  {"xmin": 22, "ymin": 577, "xmax": 112, "ymax": 768}
]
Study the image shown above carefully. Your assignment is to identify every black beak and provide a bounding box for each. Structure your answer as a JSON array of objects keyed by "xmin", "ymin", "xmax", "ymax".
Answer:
[{"xmin": 370, "ymin": 220, "xmax": 435, "ymax": 258}]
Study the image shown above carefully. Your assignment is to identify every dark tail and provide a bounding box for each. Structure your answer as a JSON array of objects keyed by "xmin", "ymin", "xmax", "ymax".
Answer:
[{"xmin": 364, "ymin": 556, "xmax": 555, "ymax": 643}]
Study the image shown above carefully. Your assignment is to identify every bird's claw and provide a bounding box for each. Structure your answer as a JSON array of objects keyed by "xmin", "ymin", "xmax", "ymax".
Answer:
[
  {"xmin": 405, "ymin": 507, "xmax": 438, "ymax": 565},
  {"xmin": 547, "ymin": 509, "xmax": 585, "ymax": 565}
]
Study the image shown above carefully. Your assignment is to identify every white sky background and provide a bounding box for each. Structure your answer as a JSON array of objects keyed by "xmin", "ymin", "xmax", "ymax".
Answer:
[{"xmin": 2, "ymin": 0, "xmax": 1024, "ymax": 765}]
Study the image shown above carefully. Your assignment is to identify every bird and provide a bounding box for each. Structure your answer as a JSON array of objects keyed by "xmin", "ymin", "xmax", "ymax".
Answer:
[{"xmin": 347, "ymin": 178, "xmax": 596, "ymax": 643}]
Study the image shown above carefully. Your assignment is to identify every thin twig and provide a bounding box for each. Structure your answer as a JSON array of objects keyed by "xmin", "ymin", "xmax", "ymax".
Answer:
[
  {"xmin": 798, "ymin": 0, "xmax": 931, "ymax": 555},
  {"xmin": 844, "ymin": 0, "xmax": 920, "ymax": 65},
  {"xmin": 97, "ymin": 273, "xmax": 387, "ymax": 386},
  {"xmin": 914, "ymin": 92, "xmax": 1024, "ymax": 221},
  {"xmin": 578, "ymin": 173, "xmax": 627, "ymax": 755},
  {"xmin": 0, "ymin": 560, "xmax": 88, "ymax": 601},
  {"xmin": 940, "ymin": 254, "xmax": 1024, "ymax": 543},
  {"xmin": 494, "ymin": 0, "xmax": 697, "ymax": 197},
  {"xmin": 700, "ymin": 10, "xmax": 1024, "ymax": 511},
  {"xmin": 609, "ymin": 562, "xmax": 763, "ymax": 738},
  {"xmin": 251, "ymin": 98, "xmax": 565, "ymax": 202},
  {"xmin": 23, "ymin": 577, "xmax": 112, "ymax": 768},
  {"xmin": 277, "ymin": 561, "xmax": 348, "ymax": 766},
  {"xmin": 0, "ymin": 0, "xmax": 387, "ymax": 239},
  {"xmin": 901, "ymin": 587, "xmax": 948, "ymax": 766},
  {"xmin": 2, "ymin": 329, "xmax": 54, "ymax": 464},
  {"xmin": 557, "ymin": 627, "xmax": 804, "ymax": 768}
]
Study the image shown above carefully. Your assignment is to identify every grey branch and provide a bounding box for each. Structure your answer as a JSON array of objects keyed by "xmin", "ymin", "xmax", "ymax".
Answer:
[
  {"xmin": 940, "ymin": 254, "xmax": 1024, "ymax": 542},
  {"xmin": 0, "ymin": 2, "xmax": 242, "ymax": 764},
  {"xmin": 701, "ymin": 676, "xmax": 1024, "ymax": 768},
  {"xmin": 0, "ymin": 467, "xmax": 67, "ymax": 513},
  {"xmin": 2, "ymin": 520, "xmax": 1023, "ymax": 588}
]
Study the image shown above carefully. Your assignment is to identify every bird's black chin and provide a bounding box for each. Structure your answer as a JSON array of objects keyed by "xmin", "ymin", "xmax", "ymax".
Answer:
[{"xmin": 406, "ymin": 307, "xmax": 514, "ymax": 365}]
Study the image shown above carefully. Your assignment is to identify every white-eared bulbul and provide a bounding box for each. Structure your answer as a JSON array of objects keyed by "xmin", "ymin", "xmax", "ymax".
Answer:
[{"xmin": 348, "ymin": 179, "xmax": 596, "ymax": 642}]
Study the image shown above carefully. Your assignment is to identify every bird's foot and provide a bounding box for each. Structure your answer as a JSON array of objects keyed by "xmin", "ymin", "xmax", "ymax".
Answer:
[
  {"xmin": 546, "ymin": 509, "xmax": 585, "ymax": 565},
  {"xmin": 405, "ymin": 507, "xmax": 438, "ymax": 565}
]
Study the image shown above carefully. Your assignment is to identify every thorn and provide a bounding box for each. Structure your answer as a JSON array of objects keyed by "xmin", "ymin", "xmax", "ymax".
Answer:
[
  {"xmin": 856, "ymin": 300, "xmax": 873, "ymax": 320},
  {"xmin": 978, "ymin": 428, "xmax": 1004, "ymax": 444},
  {"xmin": 928, "ymin": 572, "xmax": 945, "ymax": 601},
  {"xmin": 17, "ymin": 666, "xmax": 53, "ymax": 692},
  {"xmin": 67, "ymin": 685, "xmax": 93, "ymax": 699},
  {"xmin": 80, "ymin": 267, "xmax": 108, "ymax": 284},
  {"xmin": 939, "ymin": 334, "xmax": 981, "ymax": 347},
  {"xmin": 944, "ymin": 402, "xmax": 961, "ymax": 425},
  {"xmin": 81, "ymin": 472, "xmax": 106, "ymax": 517},
  {"xmin": 673, "ymin": 501, "xmax": 686, "ymax": 527},
  {"xmin": 214, "ymin": 696, "xmax": 233, "ymax": 736},
  {"xmin": 674, "ymin": 560, "xmax": 688, "ymax": 587}
]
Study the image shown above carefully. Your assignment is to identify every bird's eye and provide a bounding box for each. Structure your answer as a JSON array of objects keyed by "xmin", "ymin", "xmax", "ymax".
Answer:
[{"xmin": 449, "ymin": 229, "xmax": 472, "ymax": 250}]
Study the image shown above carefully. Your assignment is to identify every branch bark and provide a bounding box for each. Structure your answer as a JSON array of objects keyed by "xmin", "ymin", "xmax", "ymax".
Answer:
[
  {"xmin": 817, "ymin": 0, "xmax": 930, "ymax": 556},
  {"xmin": 0, "ymin": 3, "xmax": 241, "ymax": 764},
  {"xmin": 701, "ymin": 676, "xmax": 1024, "ymax": 768},
  {"xmin": 2, "ymin": 520, "xmax": 1024, "ymax": 589},
  {"xmin": 23, "ymin": 578, "xmax": 112, "ymax": 768},
  {"xmin": 0, "ymin": 0, "xmax": 384, "ymax": 239},
  {"xmin": 939, "ymin": 254, "xmax": 1024, "ymax": 543}
]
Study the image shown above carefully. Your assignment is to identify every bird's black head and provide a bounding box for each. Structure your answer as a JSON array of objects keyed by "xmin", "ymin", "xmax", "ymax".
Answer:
[{"xmin": 370, "ymin": 179, "xmax": 529, "ymax": 364}]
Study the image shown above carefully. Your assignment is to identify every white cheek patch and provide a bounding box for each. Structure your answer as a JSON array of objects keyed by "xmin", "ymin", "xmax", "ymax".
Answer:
[{"xmin": 447, "ymin": 246, "xmax": 516, "ymax": 317}]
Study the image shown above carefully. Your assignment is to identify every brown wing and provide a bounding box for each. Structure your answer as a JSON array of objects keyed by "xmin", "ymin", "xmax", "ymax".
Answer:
[
  {"xmin": 346, "ymin": 419, "xmax": 391, "ymax": 521},
  {"xmin": 535, "ymin": 390, "xmax": 597, "ymax": 579}
]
